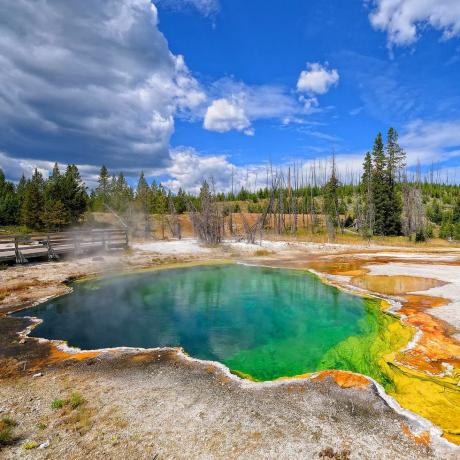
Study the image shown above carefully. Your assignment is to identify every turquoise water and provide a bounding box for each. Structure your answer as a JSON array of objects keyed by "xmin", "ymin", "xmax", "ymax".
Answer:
[{"xmin": 16, "ymin": 264, "xmax": 377, "ymax": 381}]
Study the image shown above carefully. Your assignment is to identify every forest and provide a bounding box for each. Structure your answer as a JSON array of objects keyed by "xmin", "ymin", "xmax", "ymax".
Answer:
[{"xmin": 1, "ymin": 127, "xmax": 460, "ymax": 242}]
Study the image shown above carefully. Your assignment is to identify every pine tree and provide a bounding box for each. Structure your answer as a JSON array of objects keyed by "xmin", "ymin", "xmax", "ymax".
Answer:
[
  {"xmin": 16, "ymin": 174, "xmax": 27, "ymax": 207},
  {"xmin": 371, "ymin": 132, "xmax": 389, "ymax": 235},
  {"xmin": 156, "ymin": 184, "xmax": 168, "ymax": 239},
  {"xmin": 323, "ymin": 156, "xmax": 339, "ymax": 241},
  {"xmin": 453, "ymin": 196, "xmax": 460, "ymax": 223},
  {"xmin": 385, "ymin": 128, "xmax": 404, "ymax": 234},
  {"xmin": 428, "ymin": 200, "xmax": 443, "ymax": 224},
  {"xmin": 135, "ymin": 171, "xmax": 150, "ymax": 213},
  {"xmin": 61, "ymin": 165, "xmax": 87, "ymax": 224},
  {"xmin": 21, "ymin": 169, "xmax": 45, "ymax": 229},
  {"xmin": 136, "ymin": 171, "xmax": 152, "ymax": 236},
  {"xmin": 43, "ymin": 163, "xmax": 68, "ymax": 229},
  {"xmin": 44, "ymin": 163, "xmax": 64, "ymax": 202},
  {"xmin": 111, "ymin": 172, "xmax": 132, "ymax": 212},
  {"xmin": 360, "ymin": 151, "xmax": 374, "ymax": 238},
  {"xmin": 42, "ymin": 200, "xmax": 70, "ymax": 230},
  {"xmin": 0, "ymin": 169, "xmax": 20, "ymax": 225},
  {"xmin": 174, "ymin": 188, "xmax": 187, "ymax": 213},
  {"xmin": 94, "ymin": 165, "xmax": 111, "ymax": 210}
]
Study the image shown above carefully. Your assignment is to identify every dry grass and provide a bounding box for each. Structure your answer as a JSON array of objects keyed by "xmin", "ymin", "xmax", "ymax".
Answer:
[
  {"xmin": 51, "ymin": 392, "xmax": 93, "ymax": 435},
  {"xmin": 254, "ymin": 249, "xmax": 272, "ymax": 256},
  {"xmin": 0, "ymin": 415, "xmax": 17, "ymax": 446},
  {"xmin": 90, "ymin": 211, "xmax": 460, "ymax": 249}
]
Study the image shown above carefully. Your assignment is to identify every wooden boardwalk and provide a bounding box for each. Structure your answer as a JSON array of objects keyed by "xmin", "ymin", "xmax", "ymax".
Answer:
[{"xmin": 0, "ymin": 228, "xmax": 128, "ymax": 264}]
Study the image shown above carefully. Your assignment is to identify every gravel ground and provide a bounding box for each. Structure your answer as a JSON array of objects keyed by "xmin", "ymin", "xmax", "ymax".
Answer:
[{"xmin": 0, "ymin": 350, "xmax": 448, "ymax": 460}]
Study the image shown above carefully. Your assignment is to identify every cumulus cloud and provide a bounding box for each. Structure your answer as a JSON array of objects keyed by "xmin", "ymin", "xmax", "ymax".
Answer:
[
  {"xmin": 163, "ymin": 147, "xmax": 284, "ymax": 193},
  {"xmin": 203, "ymin": 98, "xmax": 253, "ymax": 135},
  {"xmin": 202, "ymin": 77, "xmax": 322, "ymax": 135},
  {"xmin": 0, "ymin": 0, "xmax": 205, "ymax": 170},
  {"xmin": 163, "ymin": 147, "xmax": 234, "ymax": 193},
  {"xmin": 297, "ymin": 63, "xmax": 340, "ymax": 95},
  {"xmin": 369, "ymin": 0, "xmax": 460, "ymax": 46}
]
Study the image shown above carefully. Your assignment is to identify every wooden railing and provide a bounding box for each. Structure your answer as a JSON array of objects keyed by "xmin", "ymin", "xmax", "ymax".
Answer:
[{"xmin": 0, "ymin": 228, "xmax": 128, "ymax": 264}]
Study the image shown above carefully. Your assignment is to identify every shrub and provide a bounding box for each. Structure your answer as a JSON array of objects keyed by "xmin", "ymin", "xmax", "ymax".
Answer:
[
  {"xmin": 51, "ymin": 398, "xmax": 66, "ymax": 409},
  {"xmin": 52, "ymin": 392, "xmax": 84, "ymax": 410},
  {"xmin": 69, "ymin": 392, "xmax": 84, "ymax": 409},
  {"xmin": 0, "ymin": 416, "xmax": 17, "ymax": 446},
  {"xmin": 415, "ymin": 230, "xmax": 426, "ymax": 242}
]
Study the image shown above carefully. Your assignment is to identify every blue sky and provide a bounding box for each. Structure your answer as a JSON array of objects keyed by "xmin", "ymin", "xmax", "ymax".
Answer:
[{"xmin": 1, "ymin": 0, "xmax": 460, "ymax": 191}]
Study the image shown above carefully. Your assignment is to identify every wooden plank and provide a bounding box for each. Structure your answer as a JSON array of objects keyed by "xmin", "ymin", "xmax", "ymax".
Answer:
[{"xmin": 0, "ymin": 228, "xmax": 128, "ymax": 264}]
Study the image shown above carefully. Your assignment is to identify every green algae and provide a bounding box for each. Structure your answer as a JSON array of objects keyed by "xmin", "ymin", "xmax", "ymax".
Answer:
[
  {"xmin": 225, "ymin": 296, "xmax": 413, "ymax": 385},
  {"xmin": 316, "ymin": 301, "xmax": 414, "ymax": 390}
]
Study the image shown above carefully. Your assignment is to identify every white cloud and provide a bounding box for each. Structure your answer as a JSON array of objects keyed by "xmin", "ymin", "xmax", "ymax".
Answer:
[
  {"xmin": 297, "ymin": 63, "xmax": 340, "ymax": 95},
  {"xmin": 400, "ymin": 119, "xmax": 460, "ymax": 165},
  {"xmin": 0, "ymin": 151, "xmax": 54, "ymax": 182},
  {"xmin": 202, "ymin": 77, "xmax": 322, "ymax": 135},
  {"xmin": 0, "ymin": 0, "xmax": 205, "ymax": 170},
  {"xmin": 203, "ymin": 98, "xmax": 253, "ymax": 135},
  {"xmin": 5, "ymin": 115, "xmax": 460, "ymax": 192},
  {"xmin": 0, "ymin": 151, "xmax": 101, "ymax": 188},
  {"xmin": 161, "ymin": 147, "xmax": 368, "ymax": 194},
  {"xmin": 163, "ymin": 147, "xmax": 234, "ymax": 193},
  {"xmin": 156, "ymin": 0, "xmax": 220, "ymax": 17},
  {"xmin": 369, "ymin": 0, "xmax": 460, "ymax": 46},
  {"xmin": 299, "ymin": 96, "xmax": 319, "ymax": 112}
]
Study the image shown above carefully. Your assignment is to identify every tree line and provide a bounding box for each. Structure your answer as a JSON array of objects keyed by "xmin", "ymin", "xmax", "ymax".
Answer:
[
  {"xmin": 2, "ymin": 126, "xmax": 460, "ymax": 241},
  {"xmin": 0, "ymin": 164, "xmax": 87, "ymax": 230}
]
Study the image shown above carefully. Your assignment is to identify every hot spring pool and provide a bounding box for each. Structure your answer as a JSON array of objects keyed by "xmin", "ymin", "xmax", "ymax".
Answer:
[{"xmin": 14, "ymin": 264, "xmax": 409, "ymax": 382}]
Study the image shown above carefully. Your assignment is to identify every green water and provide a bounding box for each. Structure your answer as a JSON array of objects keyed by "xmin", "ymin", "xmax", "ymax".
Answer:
[{"xmin": 15, "ymin": 264, "xmax": 405, "ymax": 382}]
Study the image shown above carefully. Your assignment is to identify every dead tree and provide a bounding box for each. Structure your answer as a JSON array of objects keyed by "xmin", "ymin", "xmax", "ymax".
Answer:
[
  {"xmin": 240, "ymin": 181, "xmax": 277, "ymax": 244},
  {"xmin": 187, "ymin": 180, "xmax": 223, "ymax": 244},
  {"xmin": 167, "ymin": 198, "xmax": 181, "ymax": 239},
  {"xmin": 401, "ymin": 179, "xmax": 426, "ymax": 238}
]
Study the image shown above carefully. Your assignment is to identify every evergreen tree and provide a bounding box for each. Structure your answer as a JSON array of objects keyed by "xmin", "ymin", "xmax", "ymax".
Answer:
[
  {"xmin": 42, "ymin": 163, "xmax": 69, "ymax": 229},
  {"xmin": 110, "ymin": 172, "xmax": 132, "ymax": 212},
  {"xmin": 44, "ymin": 163, "xmax": 64, "ymax": 203},
  {"xmin": 371, "ymin": 132, "xmax": 389, "ymax": 235},
  {"xmin": 323, "ymin": 156, "xmax": 339, "ymax": 241},
  {"xmin": 0, "ymin": 169, "xmax": 20, "ymax": 225},
  {"xmin": 385, "ymin": 128, "xmax": 404, "ymax": 234},
  {"xmin": 94, "ymin": 165, "xmax": 111, "ymax": 209},
  {"xmin": 174, "ymin": 188, "xmax": 188, "ymax": 213},
  {"xmin": 21, "ymin": 169, "xmax": 45, "ymax": 229},
  {"xmin": 427, "ymin": 200, "xmax": 443, "ymax": 224},
  {"xmin": 16, "ymin": 174, "xmax": 27, "ymax": 207},
  {"xmin": 360, "ymin": 151, "xmax": 374, "ymax": 237},
  {"xmin": 135, "ymin": 171, "xmax": 151, "ymax": 213},
  {"xmin": 453, "ymin": 195, "xmax": 460, "ymax": 223},
  {"xmin": 440, "ymin": 212, "xmax": 454, "ymax": 240},
  {"xmin": 42, "ymin": 200, "xmax": 70, "ymax": 230},
  {"xmin": 61, "ymin": 165, "xmax": 87, "ymax": 224}
]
